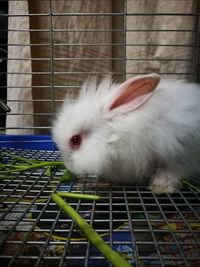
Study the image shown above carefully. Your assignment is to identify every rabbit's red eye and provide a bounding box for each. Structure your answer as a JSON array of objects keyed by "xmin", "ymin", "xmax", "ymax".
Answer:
[{"xmin": 70, "ymin": 134, "xmax": 82, "ymax": 149}]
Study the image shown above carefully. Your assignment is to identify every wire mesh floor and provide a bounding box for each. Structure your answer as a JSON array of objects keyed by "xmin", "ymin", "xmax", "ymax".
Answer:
[{"xmin": 0, "ymin": 148, "xmax": 200, "ymax": 267}]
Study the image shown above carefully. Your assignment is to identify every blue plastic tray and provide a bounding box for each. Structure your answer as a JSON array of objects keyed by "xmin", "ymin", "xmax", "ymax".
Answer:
[{"xmin": 0, "ymin": 135, "xmax": 58, "ymax": 150}]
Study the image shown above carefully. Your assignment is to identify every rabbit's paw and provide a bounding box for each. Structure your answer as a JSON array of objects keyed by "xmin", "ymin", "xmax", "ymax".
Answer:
[{"xmin": 149, "ymin": 170, "xmax": 180, "ymax": 194}]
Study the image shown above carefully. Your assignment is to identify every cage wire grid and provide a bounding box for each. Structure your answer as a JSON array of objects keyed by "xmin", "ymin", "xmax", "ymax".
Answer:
[
  {"xmin": 0, "ymin": 148, "xmax": 200, "ymax": 267},
  {"xmin": 0, "ymin": 0, "xmax": 200, "ymax": 266}
]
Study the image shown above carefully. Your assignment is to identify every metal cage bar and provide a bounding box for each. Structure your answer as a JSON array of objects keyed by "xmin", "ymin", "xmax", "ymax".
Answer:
[{"xmin": 0, "ymin": 0, "xmax": 199, "ymax": 133}]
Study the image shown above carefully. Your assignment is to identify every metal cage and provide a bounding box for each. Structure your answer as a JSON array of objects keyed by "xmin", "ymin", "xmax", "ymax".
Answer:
[{"xmin": 0, "ymin": 1, "xmax": 200, "ymax": 266}]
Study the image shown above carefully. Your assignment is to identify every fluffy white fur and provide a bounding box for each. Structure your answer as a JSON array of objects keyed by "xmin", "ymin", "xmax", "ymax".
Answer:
[{"xmin": 52, "ymin": 74, "xmax": 200, "ymax": 194}]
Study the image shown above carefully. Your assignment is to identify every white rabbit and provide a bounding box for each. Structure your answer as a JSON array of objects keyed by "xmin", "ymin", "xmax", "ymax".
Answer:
[{"xmin": 52, "ymin": 74, "xmax": 200, "ymax": 194}]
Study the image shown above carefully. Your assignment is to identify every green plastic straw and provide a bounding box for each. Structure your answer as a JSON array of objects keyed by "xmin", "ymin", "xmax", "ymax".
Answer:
[
  {"xmin": 0, "ymin": 162, "xmax": 64, "ymax": 174},
  {"xmin": 52, "ymin": 193, "xmax": 132, "ymax": 267},
  {"xmin": 56, "ymin": 192, "xmax": 101, "ymax": 201},
  {"xmin": 182, "ymin": 180, "xmax": 200, "ymax": 193}
]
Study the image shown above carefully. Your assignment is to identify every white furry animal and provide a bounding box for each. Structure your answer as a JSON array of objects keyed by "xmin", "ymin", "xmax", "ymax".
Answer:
[{"xmin": 52, "ymin": 74, "xmax": 200, "ymax": 194}]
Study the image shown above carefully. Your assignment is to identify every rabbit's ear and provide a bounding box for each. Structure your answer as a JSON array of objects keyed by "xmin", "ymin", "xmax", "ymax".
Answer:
[{"xmin": 109, "ymin": 74, "xmax": 160, "ymax": 112}]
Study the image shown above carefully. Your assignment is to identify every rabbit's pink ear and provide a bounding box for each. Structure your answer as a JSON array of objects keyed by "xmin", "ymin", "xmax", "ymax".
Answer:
[{"xmin": 109, "ymin": 74, "xmax": 160, "ymax": 112}]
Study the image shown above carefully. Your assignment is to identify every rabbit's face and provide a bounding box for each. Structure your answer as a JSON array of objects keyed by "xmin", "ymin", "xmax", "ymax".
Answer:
[{"xmin": 53, "ymin": 100, "xmax": 118, "ymax": 177}]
